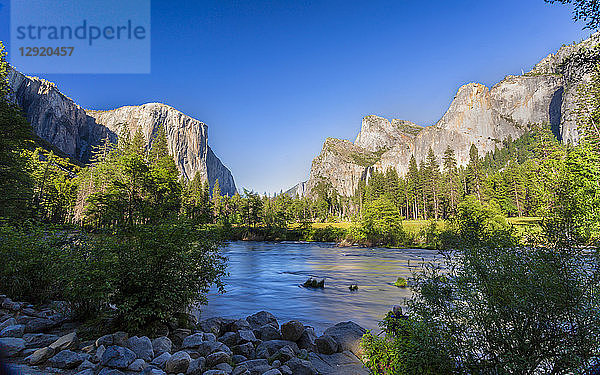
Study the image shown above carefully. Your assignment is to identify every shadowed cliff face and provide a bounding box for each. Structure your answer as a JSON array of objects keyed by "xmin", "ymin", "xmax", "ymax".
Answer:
[
  {"xmin": 292, "ymin": 33, "xmax": 600, "ymax": 198},
  {"xmin": 7, "ymin": 68, "xmax": 237, "ymax": 196}
]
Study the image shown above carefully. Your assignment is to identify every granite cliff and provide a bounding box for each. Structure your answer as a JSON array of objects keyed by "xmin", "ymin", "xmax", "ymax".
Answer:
[
  {"xmin": 7, "ymin": 68, "xmax": 237, "ymax": 195},
  {"xmin": 290, "ymin": 33, "xmax": 600, "ymax": 198}
]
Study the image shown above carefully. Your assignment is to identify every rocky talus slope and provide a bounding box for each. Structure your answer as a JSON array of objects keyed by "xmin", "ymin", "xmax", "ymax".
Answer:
[
  {"xmin": 0, "ymin": 295, "xmax": 368, "ymax": 375},
  {"xmin": 7, "ymin": 68, "xmax": 237, "ymax": 195},
  {"xmin": 290, "ymin": 33, "xmax": 600, "ymax": 198}
]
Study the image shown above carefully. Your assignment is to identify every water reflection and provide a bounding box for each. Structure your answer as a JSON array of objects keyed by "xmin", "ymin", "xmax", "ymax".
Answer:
[{"xmin": 200, "ymin": 241, "xmax": 440, "ymax": 333}]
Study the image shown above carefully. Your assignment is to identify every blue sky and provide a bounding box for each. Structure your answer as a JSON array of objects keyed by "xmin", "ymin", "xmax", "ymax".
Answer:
[{"xmin": 0, "ymin": 0, "xmax": 591, "ymax": 194}]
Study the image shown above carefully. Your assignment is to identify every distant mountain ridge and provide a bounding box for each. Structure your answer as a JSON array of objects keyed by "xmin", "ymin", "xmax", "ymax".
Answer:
[
  {"xmin": 288, "ymin": 33, "xmax": 600, "ymax": 198},
  {"xmin": 7, "ymin": 68, "xmax": 237, "ymax": 195}
]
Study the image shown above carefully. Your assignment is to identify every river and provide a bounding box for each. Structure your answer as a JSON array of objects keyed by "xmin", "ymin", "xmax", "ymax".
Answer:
[{"xmin": 199, "ymin": 241, "xmax": 440, "ymax": 333}]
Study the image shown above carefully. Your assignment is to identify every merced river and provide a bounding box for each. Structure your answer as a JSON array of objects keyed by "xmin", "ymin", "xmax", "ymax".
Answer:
[{"xmin": 200, "ymin": 241, "xmax": 440, "ymax": 333}]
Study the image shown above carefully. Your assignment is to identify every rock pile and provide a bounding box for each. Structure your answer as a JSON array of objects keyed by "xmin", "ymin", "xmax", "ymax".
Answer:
[{"xmin": 0, "ymin": 295, "xmax": 370, "ymax": 375}]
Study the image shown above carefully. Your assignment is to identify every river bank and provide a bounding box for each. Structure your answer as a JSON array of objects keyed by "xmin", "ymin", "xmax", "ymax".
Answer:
[{"xmin": 0, "ymin": 295, "xmax": 369, "ymax": 375}]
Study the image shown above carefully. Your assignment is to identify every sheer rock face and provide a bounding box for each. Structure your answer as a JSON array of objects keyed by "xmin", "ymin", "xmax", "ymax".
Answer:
[
  {"xmin": 294, "ymin": 33, "xmax": 600, "ymax": 198},
  {"xmin": 7, "ymin": 68, "xmax": 237, "ymax": 195}
]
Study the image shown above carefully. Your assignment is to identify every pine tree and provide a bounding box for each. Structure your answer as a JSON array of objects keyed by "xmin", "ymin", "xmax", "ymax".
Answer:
[
  {"xmin": 407, "ymin": 155, "xmax": 420, "ymax": 219},
  {"xmin": 467, "ymin": 144, "xmax": 482, "ymax": 202},
  {"xmin": 443, "ymin": 146, "xmax": 459, "ymax": 215}
]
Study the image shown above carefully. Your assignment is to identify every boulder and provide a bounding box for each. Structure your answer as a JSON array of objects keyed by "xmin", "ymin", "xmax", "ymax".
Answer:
[
  {"xmin": 127, "ymin": 336, "xmax": 154, "ymax": 362},
  {"xmin": 0, "ymin": 324, "xmax": 25, "ymax": 338},
  {"xmin": 152, "ymin": 336, "xmax": 172, "ymax": 356},
  {"xmin": 219, "ymin": 331, "xmax": 239, "ymax": 347},
  {"xmin": 230, "ymin": 319, "xmax": 251, "ymax": 332},
  {"xmin": 0, "ymin": 318, "xmax": 17, "ymax": 331},
  {"xmin": 232, "ymin": 342, "xmax": 254, "ymax": 358},
  {"xmin": 232, "ymin": 364, "xmax": 249, "ymax": 375},
  {"xmin": 206, "ymin": 351, "xmax": 230, "ymax": 367},
  {"xmin": 308, "ymin": 351, "xmax": 370, "ymax": 375},
  {"xmin": 48, "ymin": 349, "xmax": 84, "ymax": 369},
  {"xmin": 280, "ymin": 321, "xmax": 304, "ymax": 342},
  {"xmin": 315, "ymin": 335, "xmax": 339, "ymax": 355},
  {"xmin": 297, "ymin": 328, "xmax": 316, "ymax": 352},
  {"xmin": 257, "ymin": 324, "xmax": 281, "ymax": 341},
  {"xmin": 199, "ymin": 317, "xmax": 227, "ymax": 337},
  {"xmin": 128, "ymin": 358, "xmax": 147, "ymax": 371},
  {"xmin": 29, "ymin": 346, "xmax": 55, "ymax": 364},
  {"xmin": 1, "ymin": 298, "xmax": 23, "ymax": 311},
  {"xmin": 268, "ymin": 345, "xmax": 294, "ymax": 363},
  {"xmin": 237, "ymin": 359, "xmax": 271, "ymax": 375},
  {"xmin": 93, "ymin": 345, "xmax": 106, "ymax": 363},
  {"xmin": 101, "ymin": 345, "xmax": 137, "ymax": 369},
  {"xmin": 231, "ymin": 354, "xmax": 247, "ymax": 364},
  {"xmin": 77, "ymin": 359, "xmax": 95, "ymax": 370},
  {"xmin": 322, "ymin": 321, "xmax": 366, "ymax": 357},
  {"xmin": 25, "ymin": 318, "xmax": 57, "ymax": 333},
  {"xmin": 215, "ymin": 362, "xmax": 233, "ymax": 373},
  {"xmin": 75, "ymin": 369, "xmax": 95, "ymax": 375},
  {"xmin": 255, "ymin": 340, "xmax": 298, "ymax": 359},
  {"xmin": 49, "ymin": 332, "xmax": 79, "ymax": 351},
  {"xmin": 165, "ymin": 350, "xmax": 191, "ymax": 373},
  {"xmin": 197, "ymin": 341, "xmax": 231, "ymax": 357},
  {"xmin": 262, "ymin": 369, "xmax": 282, "ymax": 375},
  {"xmin": 204, "ymin": 332, "xmax": 217, "ymax": 342},
  {"xmin": 150, "ymin": 352, "xmax": 171, "ymax": 369},
  {"xmin": 203, "ymin": 370, "xmax": 228, "ymax": 375},
  {"xmin": 98, "ymin": 368, "xmax": 126, "ymax": 375},
  {"xmin": 0, "ymin": 337, "xmax": 25, "ymax": 357},
  {"xmin": 237, "ymin": 330, "xmax": 258, "ymax": 344},
  {"xmin": 285, "ymin": 357, "xmax": 317, "ymax": 375},
  {"xmin": 142, "ymin": 368, "xmax": 167, "ymax": 375},
  {"xmin": 246, "ymin": 311, "xmax": 278, "ymax": 330},
  {"xmin": 23, "ymin": 333, "xmax": 59, "ymax": 348},
  {"xmin": 186, "ymin": 356, "xmax": 205, "ymax": 375},
  {"xmin": 279, "ymin": 365, "xmax": 292, "ymax": 375},
  {"xmin": 182, "ymin": 332, "xmax": 205, "ymax": 349}
]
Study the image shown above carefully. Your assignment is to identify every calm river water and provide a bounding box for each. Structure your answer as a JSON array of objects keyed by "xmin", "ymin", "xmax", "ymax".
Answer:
[{"xmin": 200, "ymin": 241, "xmax": 440, "ymax": 333}]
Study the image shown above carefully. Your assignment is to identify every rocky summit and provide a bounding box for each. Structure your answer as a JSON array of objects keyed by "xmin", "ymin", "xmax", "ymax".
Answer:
[
  {"xmin": 289, "ymin": 32, "xmax": 600, "ymax": 198},
  {"xmin": 7, "ymin": 68, "xmax": 237, "ymax": 195}
]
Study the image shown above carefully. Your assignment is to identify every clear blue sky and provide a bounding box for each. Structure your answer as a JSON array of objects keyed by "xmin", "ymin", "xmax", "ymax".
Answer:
[{"xmin": 0, "ymin": 0, "xmax": 591, "ymax": 194}]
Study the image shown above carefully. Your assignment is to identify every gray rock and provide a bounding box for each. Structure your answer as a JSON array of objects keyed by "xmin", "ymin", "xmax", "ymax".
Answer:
[
  {"xmin": 0, "ymin": 318, "xmax": 17, "ymax": 332},
  {"xmin": 0, "ymin": 337, "xmax": 25, "ymax": 357},
  {"xmin": 308, "ymin": 351, "xmax": 370, "ymax": 375},
  {"xmin": 49, "ymin": 332, "xmax": 79, "ymax": 351},
  {"xmin": 170, "ymin": 328, "xmax": 192, "ymax": 348},
  {"xmin": 285, "ymin": 357, "xmax": 317, "ymax": 375},
  {"xmin": 246, "ymin": 312, "xmax": 278, "ymax": 330},
  {"xmin": 200, "ymin": 317, "xmax": 227, "ymax": 337},
  {"xmin": 186, "ymin": 356, "xmax": 206, "ymax": 375},
  {"xmin": 232, "ymin": 342, "xmax": 254, "ymax": 358},
  {"xmin": 232, "ymin": 364, "xmax": 250, "ymax": 375},
  {"xmin": 204, "ymin": 333, "xmax": 217, "ymax": 342},
  {"xmin": 280, "ymin": 321, "xmax": 304, "ymax": 342},
  {"xmin": 197, "ymin": 341, "xmax": 232, "ymax": 357},
  {"xmin": 142, "ymin": 367, "xmax": 167, "ymax": 375},
  {"xmin": 23, "ymin": 333, "xmax": 59, "ymax": 348},
  {"xmin": 255, "ymin": 340, "xmax": 298, "ymax": 359},
  {"xmin": 128, "ymin": 358, "xmax": 147, "ymax": 371},
  {"xmin": 238, "ymin": 330, "xmax": 258, "ymax": 344},
  {"xmin": 165, "ymin": 350, "xmax": 191, "ymax": 373},
  {"xmin": 278, "ymin": 365, "xmax": 292, "ymax": 375},
  {"xmin": 1, "ymin": 298, "xmax": 22, "ymax": 311},
  {"xmin": 206, "ymin": 351, "xmax": 230, "ymax": 367},
  {"xmin": 77, "ymin": 359, "xmax": 95, "ymax": 370},
  {"xmin": 203, "ymin": 370, "xmax": 228, "ymax": 375},
  {"xmin": 48, "ymin": 349, "xmax": 84, "ymax": 369},
  {"xmin": 96, "ymin": 332, "xmax": 128, "ymax": 348},
  {"xmin": 29, "ymin": 346, "xmax": 55, "ymax": 364},
  {"xmin": 127, "ymin": 336, "xmax": 154, "ymax": 362},
  {"xmin": 271, "ymin": 360, "xmax": 281, "ymax": 368},
  {"xmin": 315, "ymin": 335, "xmax": 339, "ymax": 355},
  {"xmin": 151, "ymin": 352, "xmax": 171, "ymax": 368},
  {"xmin": 297, "ymin": 328, "xmax": 316, "ymax": 352},
  {"xmin": 152, "ymin": 336, "xmax": 172, "ymax": 356},
  {"xmin": 232, "ymin": 354, "xmax": 247, "ymax": 364},
  {"xmin": 182, "ymin": 333, "xmax": 205, "ymax": 349},
  {"xmin": 75, "ymin": 369, "xmax": 95, "ymax": 375},
  {"xmin": 322, "ymin": 322, "xmax": 366, "ymax": 357},
  {"xmin": 0, "ymin": 324, "xmax": 25, "ymax": 338},
  {"xmin": 238, "ymin": 359, "xmax": 271, "ymax": 375},
  {"xmin": 219, "ymin": 332, "xmax": 239, "ymax": 347},
  {"xmin": 101, "ymin": 345, "xmax": 137, "ymax": 369},
  {"xmin": 257, "ymin": 324, "xmax": 281, "ymax": 341},
  {"xmin": 98, "ymin": 368, "xmax": 126, "ymax": 375},
  {"xmin": 230, "ymin": 319, "xmax": 251, "ymax": 332},
  {"xmin": 262, "ymin": 369, "xmax": 282, "ymax": 375},
  {"xmin": 215, "ymin": 362, "xmax": 233, "ymax": 374},
  {"xmin": 268, "ymin": 346, "xmax": 294, "ymax": 363},
  {"xmin": 94, "ymin": 344, "xmax": 106, "ymax": 363},
  {"xmin": 24, "ymin": 318, "xmax": 57, "ymax": 333}
]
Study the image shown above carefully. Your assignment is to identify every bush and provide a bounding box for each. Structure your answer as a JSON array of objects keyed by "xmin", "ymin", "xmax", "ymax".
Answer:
[{"xmin": 362, "ymin": 312, "xmax": 454, "ymax": 375}]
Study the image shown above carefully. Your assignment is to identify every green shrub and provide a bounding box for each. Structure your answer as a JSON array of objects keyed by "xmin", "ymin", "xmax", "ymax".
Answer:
[{"xmin": 393, "ymin": 277, "xmax": 407, "ymax": 288}]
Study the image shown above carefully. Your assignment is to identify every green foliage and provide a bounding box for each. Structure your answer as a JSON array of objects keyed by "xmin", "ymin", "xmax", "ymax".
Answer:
[
  {"xmin": 362, "ymin": 313, "xmax": 454, "ymax": 375},
  {"xmin": 393, "ymin": 277, "xmax": 407, "ymax": 288},
  {"xmin": 355, "ymin": 196, "xmax": 405, "ymax": 247}
]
